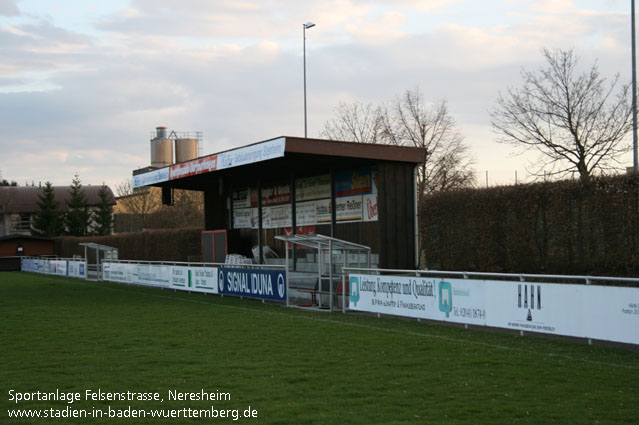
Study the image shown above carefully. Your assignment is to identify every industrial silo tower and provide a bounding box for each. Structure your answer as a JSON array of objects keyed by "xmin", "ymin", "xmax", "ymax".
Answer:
[
  {"xmin": 174, "ymin": 133, "xmax": 200, "ymax": 163},
  {"xmin": 150, "ymin": 126, "xmax": 173, "ymax": 168}
]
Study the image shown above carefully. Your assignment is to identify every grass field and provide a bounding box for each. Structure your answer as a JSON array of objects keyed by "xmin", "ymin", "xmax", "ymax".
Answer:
[{"xmin": 1, "ymin": 272, "xmax": 638, "ymax": 424}]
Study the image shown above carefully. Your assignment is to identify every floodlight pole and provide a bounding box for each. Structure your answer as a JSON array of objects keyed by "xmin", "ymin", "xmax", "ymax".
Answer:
[
  {"xmin": 303, "ymin": 22, "xmax": 315, "ymax": 138},
  {"xmin": 633, "ymin": 0, "xmax": 638, "ymax": 172}
]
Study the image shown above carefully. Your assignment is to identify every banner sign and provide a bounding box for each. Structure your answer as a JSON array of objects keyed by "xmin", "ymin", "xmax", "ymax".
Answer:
[
  {"xmin": 102, "ymin": 262, "xmax": 136, "ymax": 284},
  {"xmin": 67, "ymin": 261, "xmax": 86, "ymax": 278},
  {"xmin": 133, "ymin": 138, "xmax": 285, "ymax": 188},
  {"xmin": 363, "ymin": 194, "xmax": 379, "ymax": 222},
  {"xmin": 132, "ymin": 168, "xmax": 170, "ymax": 189},
  {"xmin": 336, "ymin": 195, "xmax": 364, "ymax": 222},
  {"xmin": 136, "ymin": 264, "xmax": 171, "ymax": 287},
  {"xmin": 336, "ymin": 168, "xmax": 376, "ymax": 197},
  {"xmin": 21, "ymin": 258, "xmax": 44, "ymax": 273},
  {"xmin": 169, "ymin": 154, "xmax": 218, "ymax": 180},
  {"xmin": 170, "ymin": 266, "xmax": 218, "ymax": 294},
  {"xmin": 21, "ymin": 258, "xmax": 86, "ymax": 279},
  {"xmin": 349, "ymin": 275, "xmax": 486, "ymax": 326},
  {"xmin": 349, "ymin": 274, "xmax": 639, "ymax": 345},
  {"xmin": 218, "ymin": 138, "xmax": 286, "ymax": 170},
  {"xmin": 218, "ymin": 267, "xmax": 286, "ymax": 302},
  {"xmin": 296, "ymin": 174, "xmax": 331, "ymax": 202}
]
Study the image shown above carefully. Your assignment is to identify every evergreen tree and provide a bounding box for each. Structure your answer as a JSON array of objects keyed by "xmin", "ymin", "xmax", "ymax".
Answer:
[
  {"xmin": 31, "ymin": 182, "xmax": 64, "ymax": 237},
  {"xmin": 65, "ymin": 174, "xmax": 90, "ymax": 236},
  {"xmin": 92, "ymin": 184, "xmax": 113, "ymax": 235}
]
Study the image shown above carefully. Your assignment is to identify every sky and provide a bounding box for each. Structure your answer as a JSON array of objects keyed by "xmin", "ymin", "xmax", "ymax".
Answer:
[{"xmin": 0, "ymin": 0, "xmax": 634, "ymax": 190}]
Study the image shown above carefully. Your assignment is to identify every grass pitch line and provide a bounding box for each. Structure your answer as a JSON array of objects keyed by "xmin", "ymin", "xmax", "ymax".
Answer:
[{"xmin": 91, "ymin": 280, "xmax": 639, "ymax": 371}]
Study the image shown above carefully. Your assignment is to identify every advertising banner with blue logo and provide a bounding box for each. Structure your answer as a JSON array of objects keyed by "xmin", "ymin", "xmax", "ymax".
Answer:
[
  {"xmin": 218, "ymin": 267, "xmax": 286, "ymax": 302},
  {"xmin": 22, "ymin": 258, "xmax": 86, "ymax": 279},
  {"xmin": 348, "ymin": 274, "xmax": 485, "ymax": 325}
]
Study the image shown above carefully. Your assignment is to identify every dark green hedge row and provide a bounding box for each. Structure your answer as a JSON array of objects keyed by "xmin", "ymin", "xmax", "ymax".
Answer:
[
  {"xmin": 420, "ymin": 174, "xmax": 639, "ymax": 277},
  {"xmin": 56, "ymin": 228, "xmax": 203, "ymax": 262}
]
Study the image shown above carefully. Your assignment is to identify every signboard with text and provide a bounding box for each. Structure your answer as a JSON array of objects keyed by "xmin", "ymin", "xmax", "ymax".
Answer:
[
  {"xmin": 218, "ymin": 267, "xmax": 286, "ymax": 302},
  {"xmin": 349, "ymin": 274, "xmax": 639, "ymax": 345}
]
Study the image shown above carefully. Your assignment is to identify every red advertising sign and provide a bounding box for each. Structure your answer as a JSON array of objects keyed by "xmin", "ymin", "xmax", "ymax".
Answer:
[{"xmin": 169, "ymin": 154, "xmax": 218, "ymax": 180}]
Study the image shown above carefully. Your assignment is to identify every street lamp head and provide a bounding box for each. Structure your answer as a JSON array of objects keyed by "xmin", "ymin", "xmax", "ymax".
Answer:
[{"xmin": 304, "ymin": 22, "xmax": 316, "ymax": 29}]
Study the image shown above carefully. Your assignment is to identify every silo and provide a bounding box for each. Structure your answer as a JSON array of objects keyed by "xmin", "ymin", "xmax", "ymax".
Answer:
[
  {"xmin": 175, "ymin": 138, "xmax": 199, "ymax": 163},
  {"xmin": 150, "ymin": 126, "xmax": 173, "ymax": 168}
]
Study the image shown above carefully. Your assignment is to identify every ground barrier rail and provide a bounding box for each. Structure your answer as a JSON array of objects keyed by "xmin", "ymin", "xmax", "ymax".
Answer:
[
  {"xmin": 343, "ymin": 268, "xmax": 639, "ymax": 345},
  {"xmin": 19, "ymin": 258, "xmax": 639, "ymax": 345},
  {"xmin": 100, "ymin": 260, "xmax": 288, "ymax": 303},
  {"xmin": 21, "ymin": 257, "xmax": 88, "ymax": 279}
]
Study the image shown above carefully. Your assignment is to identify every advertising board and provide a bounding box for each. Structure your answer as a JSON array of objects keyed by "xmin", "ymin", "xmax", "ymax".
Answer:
[
  {"xmin": 218, "ymin": 138, "xmax": 285, "ymax": 170},
  {"xmin": 132, "ymin": 168, "xmax": 170, "ymax": 189},
  {"xmin": 349, "ymin": 275, "xmax": 486, "ymax": 325},
  {"xmin": 67, "ymin": 260, "xmax": 86, "ymax": 278},
  {"xmin": 169, "ymin": 154, "xmax": 218, "ymax": 180},
  {"xmin": 170, "ymin": 266, "xmax": 218, "ymax": 294},
  {"xmin": 349, "ymin": 274, "xmax": 639, "ymax": 345},
  {"xmin": 218, "ymin": 267, "xmax": 286, "ymax": 302}
]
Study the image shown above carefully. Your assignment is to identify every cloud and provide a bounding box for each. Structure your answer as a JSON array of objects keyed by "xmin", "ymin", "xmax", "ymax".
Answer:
[
  {"xmin": 0, "ymin": 0, "xmax": 635, "ymax": 188},
  {"xmin": 0, "ymin": 0, "xmax": 19, "ymax": 16}
]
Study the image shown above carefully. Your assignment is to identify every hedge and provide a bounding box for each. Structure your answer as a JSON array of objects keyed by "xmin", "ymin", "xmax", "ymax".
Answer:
[
  {"xmin": 420, "ymin": 174, "xmax": 639, "ymax": 277},
  {"xmin": 56, "ymin": 228, "xmax": 203, "ymax": 262}
]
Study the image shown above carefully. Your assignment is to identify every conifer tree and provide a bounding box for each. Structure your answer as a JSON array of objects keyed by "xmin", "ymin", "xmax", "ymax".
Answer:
[
  {"xmin": 31, "ymin": 182, "xmax": 64, "ymax": 237},
  {"xmin": 66, "ymin": 174, "xmax": 89, "ymax": 236},
  {"xmin": 92, "ymin": 183, "xmax": 113, "ymax": 235}
]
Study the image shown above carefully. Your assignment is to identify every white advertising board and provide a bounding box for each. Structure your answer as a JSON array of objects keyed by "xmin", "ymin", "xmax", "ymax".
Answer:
[
  {"xmin": 295, "ymin": 201, "xmax": 318, "ymax": 226},
  {"xmin": 296, "ymin": 174, "xmax": 331, "ymax": 202},
  {"xmin": 484, "ymin": 281, "xmax": 585, "ymax": 338},
  {"xmin": 233, "ymin": 208, "xmax": 252, "ymax": 229},
  {"xmin": 103, "ymin": 263, "xmax": 218, "ymax": 295},
  {"xmin": 21, "ymin": 258, "xmax": 43, "ymax": 273},
  {"xmin": 132, "ymin": 168, "xmax": 170, "ymax": 189},
  {"xmin": 135, "ymin": 264, "xmax": 171, "ymax": 287},
  {"xmin": 170, "ymin": 266, "xmax": 218, "ymax": 294},
  {"xmin": 336, "ymin": 195, "xmax": 363, "ymax": 222},
  {"xmin": 67, "ymin": 260, "xmax": 86, "ymax": 278},
  {"xmin": 350, "ymin": 274, "xmax": 639, "ymax": 345},
  {"xmin": 49, "ymin": 260, "xmax": 67, "ymax": 276},
  {"xmin": 583, "ymin": 285, "xmax": 639, "ymax": 343},
  {"xmin": 102, "ymin": 262, "xmax": 135, "ymax": 284},
  {"xmin": 363, "ymin": 194, "xmax": 379, "ymax": 222},
  {"xmin": 349, "ymin": 275, "xmax": 486, "ymax": 326},
  {"xmin": 218, "ymin": 138, "xmax": 285, "ymax": 170}
]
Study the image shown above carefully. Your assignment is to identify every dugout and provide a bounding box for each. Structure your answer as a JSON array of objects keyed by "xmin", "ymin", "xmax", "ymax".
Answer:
[{"xmin": 132, "ymin": 136, "xmax": 425, "ymax": 269}]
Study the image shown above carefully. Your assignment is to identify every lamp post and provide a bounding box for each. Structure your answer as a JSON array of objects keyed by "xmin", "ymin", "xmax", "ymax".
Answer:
[
  {"xmin": 632, "ymin": 1, "xmax": 638, "ymax": 172},
  {"xmin": 303, "ymin": 22, "xmax": 315, "ymax": 138}
]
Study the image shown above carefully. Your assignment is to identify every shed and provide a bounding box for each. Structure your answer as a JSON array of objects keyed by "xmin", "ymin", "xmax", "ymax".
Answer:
[
  {"xmin": 0, "ymin": 234, "xmax": 55, "ymax": 257},
  {"xmin": 0, "ymin": 235, "xmax": 55, "ymax": 271},
  {"xmin": 132, "ymin": 136, "xmax": 424, "ymax": 269}
]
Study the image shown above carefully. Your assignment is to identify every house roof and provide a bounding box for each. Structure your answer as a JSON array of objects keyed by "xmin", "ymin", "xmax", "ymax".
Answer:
[{"xmin": 0, "ymin": 186, "xmax": 116, "ymax": 214}]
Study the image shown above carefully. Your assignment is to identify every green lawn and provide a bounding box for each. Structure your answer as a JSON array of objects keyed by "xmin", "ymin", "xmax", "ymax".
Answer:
[{"xmin": 1, "ymin": 272, "xmax": 638, "ymax": 424}]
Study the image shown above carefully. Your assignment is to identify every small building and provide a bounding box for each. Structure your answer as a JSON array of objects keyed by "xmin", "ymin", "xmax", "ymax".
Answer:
[
  {"xmin": 0, "ymin": 234, "xmax": 55, "ymax": 271},
  {"xmin": 0, "ymin": 234, "xmax": 55, "ymax": 257},
  {"xmin": 0, "ymin": 185, "xmax": 116, "ymax": 237},
  {"xmin": 132, "ymin": 136, "xmax": 424, "ymax": 269}
]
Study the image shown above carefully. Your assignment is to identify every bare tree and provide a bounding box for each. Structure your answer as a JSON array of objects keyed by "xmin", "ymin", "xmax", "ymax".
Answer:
[
  {"xmin": 321, "ymin": 101, "xmax": 386, "ymax": 144},
  {"xmin": 322, "ymin": 88, "xmax": 475, "ymax": 200},
  {"xmin": 491, "ymin": 48, "xmax": 633, "ymax": 182},
  {"xmin": 115, "ymin": 180, "xmax": 203, "ymax": 230},
  {"xmin": 147, "ymin": 189, "xmax": 204, "ymax": 229},
  {"xmin": 114, "ymin": 179, "xmax": 160, "ymax": 227},
  {"xmin": 385, "ymin": 89, "xmax": 475, "ymax": 198}
]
